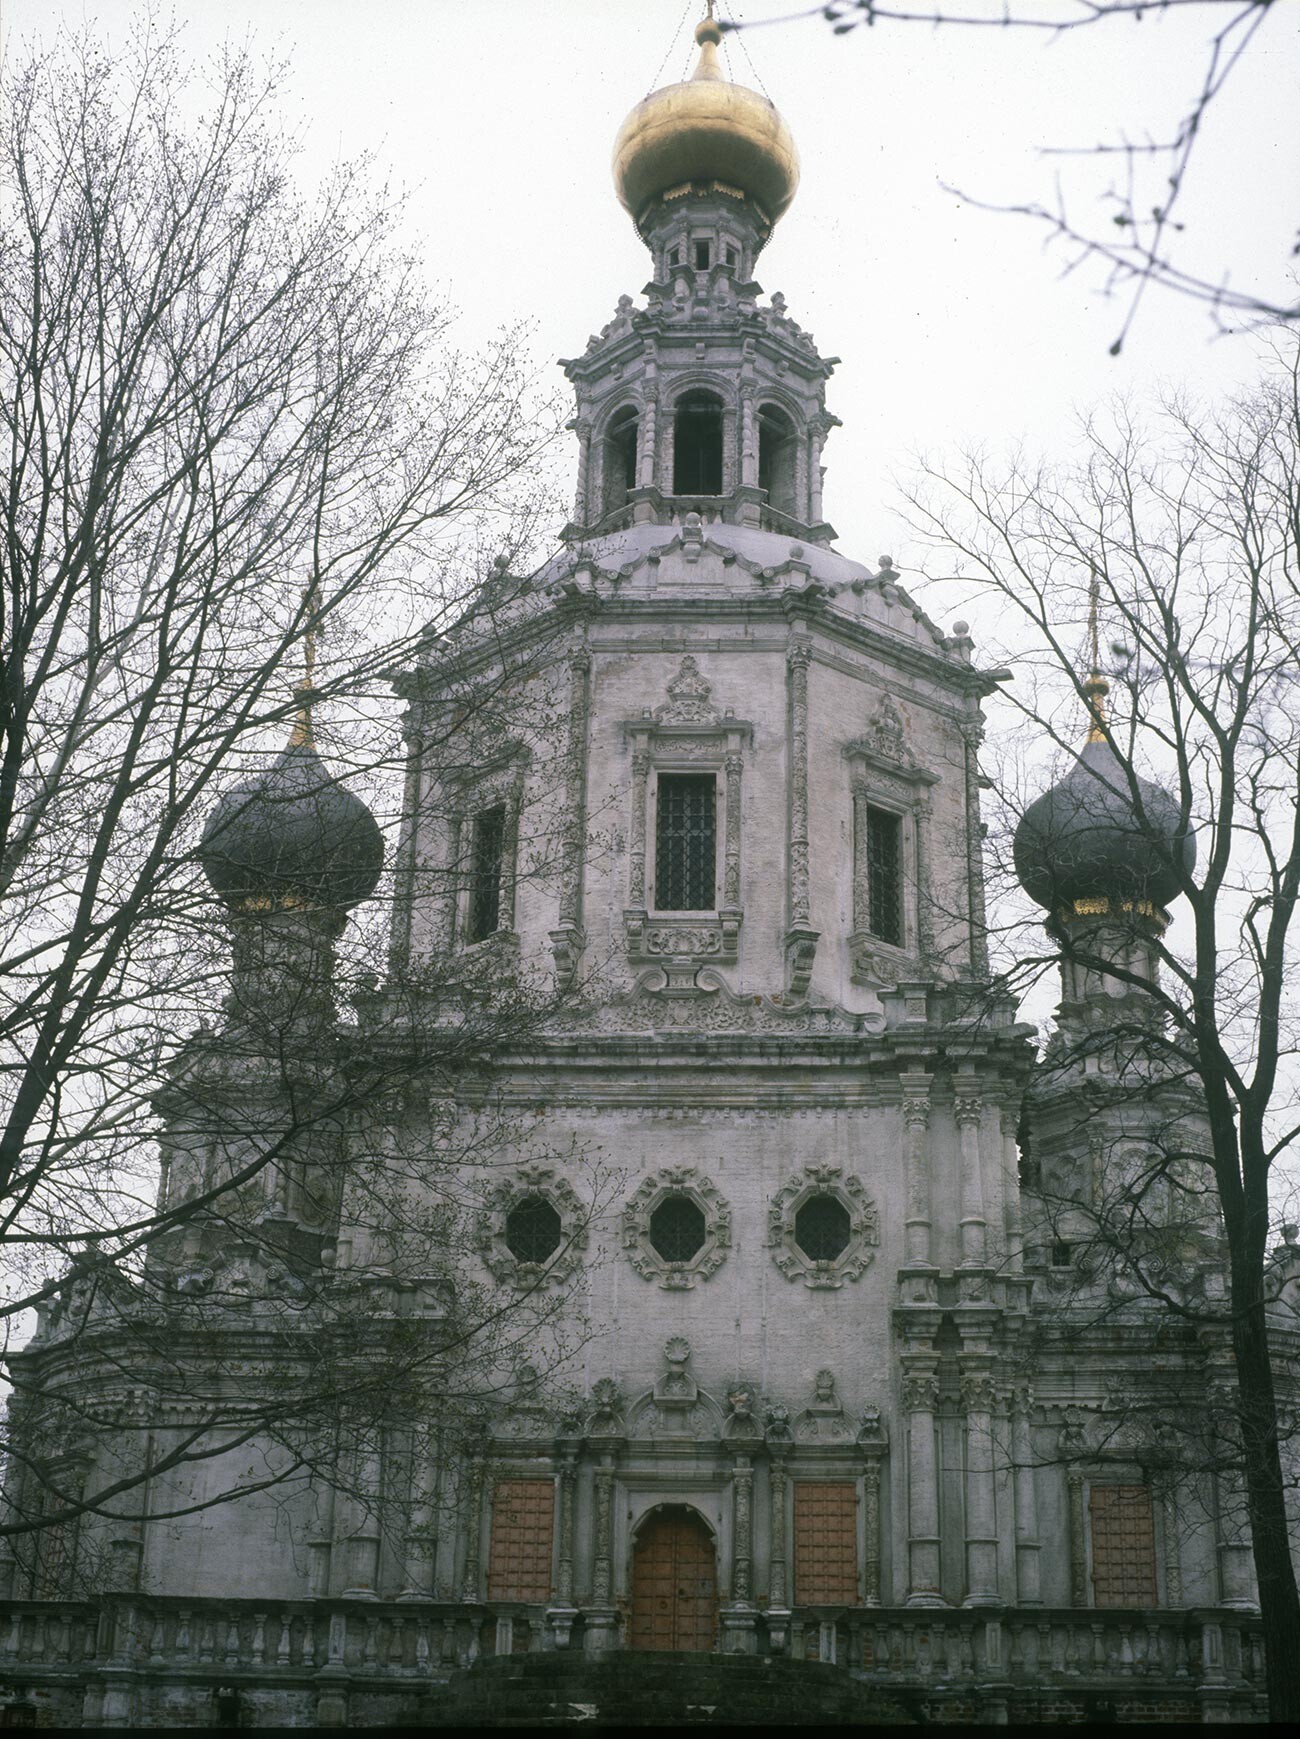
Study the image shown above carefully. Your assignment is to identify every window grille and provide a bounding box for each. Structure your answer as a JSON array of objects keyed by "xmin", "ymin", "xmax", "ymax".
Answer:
[
  {"xmin": 794, "ymin": 1194, "xmax": 852, "ymax": 1262},
  {"xmin": 487, "ymin": 1479, "xmax": 556, "ymax": 1602},
  {"xmin": 1090, "ymin": 1484, "xmax": 1157, "ymax": 1607},
  {"xmin": 864, "ymin": 805, "xmax": 903, "ymax": 945},
  {"xmin": 649, "ymin": 1194, "xmax": 707, "ymax": 1263},
  {"xmin": 655, "ymin": 774, "xmax": 716, "ymax": 910},
  {"xmin": 468, "ymin": 805, "xmax": 505, "ymax": 941},
  {"xmin": 504, "ymin": 1195, "xmax": 562, "ymax": 1266},
  {"xmin": 794, "ymin": 1482, "xmax": 859, "ymax": 1605}
]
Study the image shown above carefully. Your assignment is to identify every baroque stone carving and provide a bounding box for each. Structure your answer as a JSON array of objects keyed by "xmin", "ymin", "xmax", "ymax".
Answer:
[
  {"xmin": 586, "ymin": 1377, "xmax": 626, "ymax": 1438},
  {"xmin": 794, "ymin": 1367, "xmax": 853, "ymax": 1445},
  {"xmin": 767, "ymin": 1164, "xmax": 880, "ymax": 1289},
  {"xmin": 622, "ymin": 1166, "xmax": 732, "ymax": 1290},
  {"xmin": 475, "ymin": 1165, "xmax": 588, "ymax": 1288},
  {"xmin": 655, "ymin": 655, "xmax": 717, "ymax": 724},
  {"xmin": 565, "ymin": 967, "xmax": 880, "ymax": 1036}
]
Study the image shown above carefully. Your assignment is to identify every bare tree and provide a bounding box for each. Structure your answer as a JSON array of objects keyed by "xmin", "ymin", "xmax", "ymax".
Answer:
[
  {"xmin": 0, "ymin": 14, "xmax": 597, "ymax": 1582},
  {"xmin": 903, "ymin": 339, "xmax": 1300, "ymax": 1716},
  {"xmin": 723, "ymin": 0, "xmax": 1291, "ymax": 350}
]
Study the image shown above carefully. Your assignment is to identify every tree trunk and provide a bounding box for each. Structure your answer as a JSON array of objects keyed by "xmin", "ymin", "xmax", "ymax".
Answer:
[{"xmin": 1229, "ymin": 1239, "xmax": 1300, "ymax": 1721}]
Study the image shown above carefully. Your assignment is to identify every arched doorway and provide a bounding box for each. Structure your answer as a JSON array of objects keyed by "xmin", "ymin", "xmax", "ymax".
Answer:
[{"xmin": 629, "ymin": 1505, "xmax": 718, "ymax": 1652}]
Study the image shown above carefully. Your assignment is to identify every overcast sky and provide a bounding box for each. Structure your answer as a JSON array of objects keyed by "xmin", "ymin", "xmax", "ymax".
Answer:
[{"xmin": 5, "ymin": 0, "xmax": 1296, "ymax": 587}]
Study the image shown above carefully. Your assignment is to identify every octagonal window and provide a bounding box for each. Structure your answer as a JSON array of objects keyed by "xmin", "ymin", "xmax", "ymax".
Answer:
[
  {"xmin": 649, "ymin": 1194, "xmax": 707, "ymax": 1263},
  {"xmin": 504, "ymin": 1195, "xmax": 563, "ymax": 1265},
  {"xmin": 795, "ymin": 1193, "xmax": 852, "ymax": 1262}
]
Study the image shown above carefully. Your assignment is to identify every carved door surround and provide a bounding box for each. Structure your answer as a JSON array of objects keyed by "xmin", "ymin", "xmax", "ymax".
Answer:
[
  {"xmin": 622, "ymin": 656, "xmax": 752, "ymax": 975},
  {"xmin": 842, "ymin": 697, "xmax": 939, "ymax": 986},
  {"xmin": 629, "ymin": 1504, "xmax": 719, "ymax": 1653}
]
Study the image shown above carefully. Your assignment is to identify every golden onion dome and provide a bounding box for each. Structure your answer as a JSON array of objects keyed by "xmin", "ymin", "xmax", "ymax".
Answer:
[{"xmin": 612, "ymin": 15, "xmax": 799, "ymax": 226}]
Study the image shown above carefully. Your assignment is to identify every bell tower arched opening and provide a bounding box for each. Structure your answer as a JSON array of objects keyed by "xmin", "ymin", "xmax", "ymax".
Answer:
[
  {"xmin": 673, "ymin": 390, "xmax": 724, "ymax": 497},
  {"xmin": 629, "ymin": 1505, "xmax": 718, "ymax": 1652},
  {"xmin": 758, "ymin": 403, "xmax": 798, "ymax": 519},
  {"xmin": 603, "ymin": 405, "xmax": 639, "ymax": 517}
]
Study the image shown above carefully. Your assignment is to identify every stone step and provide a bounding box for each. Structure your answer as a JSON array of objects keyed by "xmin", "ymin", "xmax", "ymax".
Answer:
[{"xmin": 422, "ymin": 1650, "xmax": 914, "ymax": 1728}]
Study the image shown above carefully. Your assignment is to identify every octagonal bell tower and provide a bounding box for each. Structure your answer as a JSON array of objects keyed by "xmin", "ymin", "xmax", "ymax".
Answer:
[{"xmin": 566, "ymin": 14, "xmax": 837, "ymax": 542}]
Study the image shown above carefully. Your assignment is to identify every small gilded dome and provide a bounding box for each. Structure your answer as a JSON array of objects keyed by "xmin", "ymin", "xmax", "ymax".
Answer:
[
  {"xmin": 612, "ymin": 16, "xmax": 799, "ymax": 224},
  {"xmin": 1013, "ymin": 736, "xmax": 1196, "ymax": 915},
  {"xmin": 200, "ymin": 739, "xmax": 383, "ymax": 913}
]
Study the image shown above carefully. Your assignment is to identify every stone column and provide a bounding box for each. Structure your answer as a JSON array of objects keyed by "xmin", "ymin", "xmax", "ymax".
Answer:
[
  {"xmin": 960, "ymin": 1361, "xmax": 1000, "ymax": 1605},
  {"xmin": 722, "ymin": 405, "xmax": 739, "ymax": 495},
  {"xmin": 723, "ymin": 753, "xmax": 744, "ymax": 910},
  {"xmin": 586, "ymin": 1460, "xmax": 618, "ymax": 1653},
  {"xmin": 899, "ymin": 1073, "xmax": 934, "ymax": 1276},
  {"xmin": 1011, "ymin": 1387, "xmax": 1042, "ymax": 1605},
  {"xmin": 555, "ymin": 1459, "xmax": 578, "ymax": 1605},
  {"xmin": 1067, "ymin": 1474, "xmax": 1088, "ymax": 1607},
  {"xmin": 548, "ymin": 1451, "xmax": 580, "ymax": 1648},
  {"xmin": 721, "ymin": 1457, "xmax": 758, "ymax": 1653},
  {"xmin": 732, "ymin": 1458, "xmax": 754, "ymax": 1603},
  {"xmin": 637, "ymin": 399, "xmax": 657, "ymax": 491},
  {"xmin": 787, "ymin": 643, "xmax": 811, "ymax": 927},
  {"xmin": 444, "ymin": 809, "xmax": 465, "ymax": 948},
  {"xmin": 809, "ymin": 433, "xmax": 825, "ymax": 524},
  {"xmin": 794, "ymin": 429, "xmax": 810, "ymax": 522},
  {"xmin": 573, "ymin": 419, "xmax": 592, "ymax": 524},
  {"xmin": 954, "ymin": 1083, "xmax": 988, "ymax": 1277},
  {"xmin": 551, "ymin": 647, "xmax": 591, "ymax": 987},
  {"xmin": 106, "ymin": 1415, "xmax": 150, "ymax": 1594},
  {"xmin": 338, "ymin": 1434, "xmax": 383, "ymax": 1599},
  {"xmin": 768, "ymin": 1460, "xmax": 789, "ymax": 1611},
  {"xmin": 784, "ymin": 642, "xmax": 818, "ymax": 996},
  {"xmin": 398, "ymin": 1426, "xmax": 437, "ymax": 1601},
  {"xmin": 902, "ymin": 1357, "xmax": 945, "ymax": 1605},
  {"xmin": 914, "ymin": 795, "xmax": 934, "ymax": 961},
  {"xmin": 740, "ymin": 396, "xmax": 758, "ymax": 488},
  {"xmin": 961, "ymin": 719, "xmax": 990, "ymax": 976},
  {"xmin": 1214, "ymin": 1469, "xmax": 1258, "ymax": 1610},
  {"xmin": 862, "ymin": 1459, "xmax": 883, "ymax": 1607},
  {"xmin": 628, "ymin": 749, "xmax": 650, "ymax": 910},
  {"xmin": 1160, "ymin": 1477, "xmax": 1184, "ymax": 1608},
  {"xmin": 460, "ymin": 1456, "xmax": 486, "ymax": 1604},
  {"xmin": 850, "ymin": 780, "xmax": 871, "ymax": 936}
]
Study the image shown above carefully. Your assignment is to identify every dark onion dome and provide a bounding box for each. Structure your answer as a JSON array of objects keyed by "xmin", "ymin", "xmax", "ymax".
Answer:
[
  {"xmin": 200, "ymin": 738, "xmax": 383, "ymax": 913},
  {"xmin": 1013, "ymin": 733, "xmax": 1196, "ymax": 916},
  {"xmin": 612, "ymin": 16, "xmax": 799, "ymax": 225}
]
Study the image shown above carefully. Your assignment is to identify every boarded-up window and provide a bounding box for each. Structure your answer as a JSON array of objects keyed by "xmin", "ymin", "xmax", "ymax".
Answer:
[
  {"xmin": 1090, "ymin": 1483, "xmax": 1157, "ymax": 1607},
  {"xmin": 487, "ymin": 1478, "xmax": 555, "ymax": 1601},
  {"xmin": 794, "ymin": 1482, "xmax": 858, "ymax": 1605}
]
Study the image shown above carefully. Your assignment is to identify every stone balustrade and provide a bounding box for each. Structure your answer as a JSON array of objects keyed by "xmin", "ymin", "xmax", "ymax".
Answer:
[{"xmin": 0, "ymin": 1597, "xmax": 1267, "ymax": 1727}]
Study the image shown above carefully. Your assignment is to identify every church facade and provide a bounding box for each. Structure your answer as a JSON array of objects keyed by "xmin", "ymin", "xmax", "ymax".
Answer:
[{"xmin": 0, "ymin": 15, "xmax": 1284, "ymax": 1728}]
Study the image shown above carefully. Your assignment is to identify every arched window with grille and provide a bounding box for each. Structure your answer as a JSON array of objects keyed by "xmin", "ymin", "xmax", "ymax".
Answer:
[{"xmin": 673, "ymin": 390, "xmax": 724, "ymax": 496}]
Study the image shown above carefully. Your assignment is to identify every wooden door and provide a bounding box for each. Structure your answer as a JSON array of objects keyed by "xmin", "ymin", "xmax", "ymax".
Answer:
[{"xmin": 630, "ymin": 1506, "xmax": 718, "ymax": 1652}]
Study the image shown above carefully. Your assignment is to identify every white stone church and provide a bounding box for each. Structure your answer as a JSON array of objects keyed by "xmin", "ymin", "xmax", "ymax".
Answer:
[{"xmin": 1, "ymin": 13, "xmax": 1286, "ymax": 1728}]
